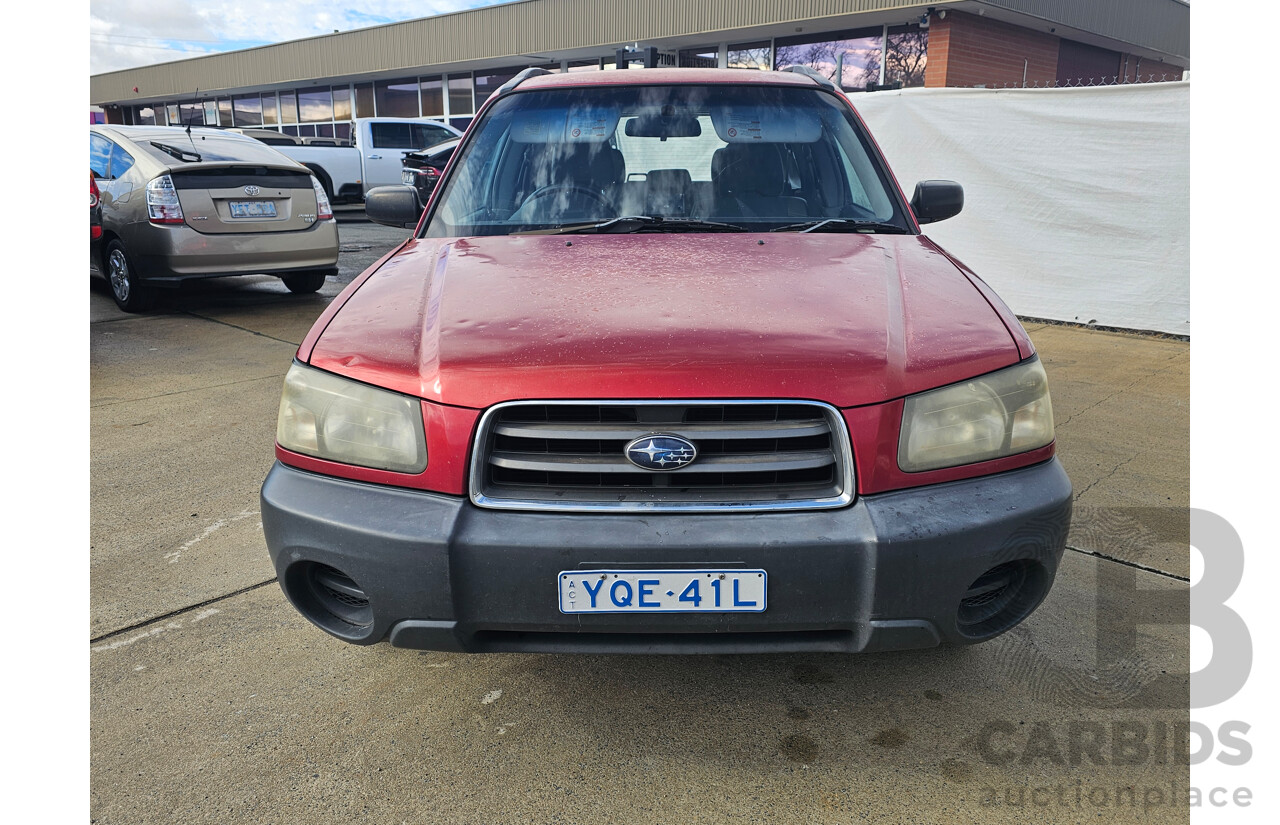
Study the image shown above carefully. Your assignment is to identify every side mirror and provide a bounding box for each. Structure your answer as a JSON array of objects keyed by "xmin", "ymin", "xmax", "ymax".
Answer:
[
  {"xmin": 365, "ymin": 185, "xmax": 423, "ymax": 229},
  {"xmin": 911, "ymin": 180, "xmax": 964, "ymax": 224}
]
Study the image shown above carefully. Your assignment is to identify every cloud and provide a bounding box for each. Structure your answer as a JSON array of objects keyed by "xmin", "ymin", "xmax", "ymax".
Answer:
[{"xmin": 91, "ymin": 0, "xmax": 505, "ymax": 74}]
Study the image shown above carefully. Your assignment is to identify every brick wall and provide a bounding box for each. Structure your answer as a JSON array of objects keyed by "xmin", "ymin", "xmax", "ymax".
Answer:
[{"xmin": 924, "ymin": 10, "xmax": 1060, "ymax": 88}]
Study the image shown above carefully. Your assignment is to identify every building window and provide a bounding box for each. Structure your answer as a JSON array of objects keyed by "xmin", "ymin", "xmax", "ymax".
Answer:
[
  {"xmin": 355, "ymin": 83, "xmax": 375, "ymax": 118},
  {"xmin": 233, "ymin": 95, "xmax": 263, "ymax": 126},
  {"xmin": 203, "ymin": 101, "xmax": 218, "ymax": 126},
  {"xmin": 775, "ymin": 28, "xmax": 883, "ymax": 89},
  {"xmin": 375, "ymin": 77, "xmax": 419, "ymax": 118},
  {"xmin": 298, "ymin": 88, "xmax": 334, "ymax": 122},
  {"xmin": 474, "ymin": 67, "xmax": 520, "ymax": 109},
  {"xmin": 420, "ymin": 76, "xmax": 444, "ymax": 117},
  {"xmin": 261, "ymin": 93, "xmax": 278, "ymax": 125},
  {"xmin": 279, "ymin": 91, "xmax": 298, "ymax": 124},
  {"xmin": 165, "ymin": 104, "xmax": 179, "ymax": 125},
  {"xmin": 135, "ymin": 106, "xmax": 157, "ymax": 125},
  {"xmin": 217, "ymin": 99, "xmax": 233, "ymax": 127},
  {"xmin": 335, "ymin": 123, "xmax": 352, "ymax": 141},
  {"xmin": 178, "ymin": 102, "xmax": 204, "ymax": 126},
  {"xmin": 447, "ymin": 75, "xmax": 473, "ymax": 115},
  {"xmin": 885, "ymin": 24, "xmax": 928, "ymax": 88},
  {"xmin": 678, "ymin": 47, "xmax": 718, "ymax": 68},
  {"xmin": 332, "ymin": 86, "xmax": 352, "ymax": 121},
  {"xmin": 727, "ymin": 41, "xmax": 771, "ymax": 70}
]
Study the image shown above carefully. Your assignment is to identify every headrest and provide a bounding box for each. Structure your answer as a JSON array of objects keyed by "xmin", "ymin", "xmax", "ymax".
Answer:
[
  {"xmin": 713, "ymin": 144, "xmax": 787, "ymax": 197},
  {"xmin": 645, "ymin": 168, "xmax": 692, "ymax": 190}
]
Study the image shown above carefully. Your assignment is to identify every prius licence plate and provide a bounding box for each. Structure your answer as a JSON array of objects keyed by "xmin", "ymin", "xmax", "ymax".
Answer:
[
  {"xmin": 558, "ymin": 569, "xmax": 767, "ymax": 614},
  {"xmin": 229, "ymin": 200, "xmax": 277, "ymax": 218}
]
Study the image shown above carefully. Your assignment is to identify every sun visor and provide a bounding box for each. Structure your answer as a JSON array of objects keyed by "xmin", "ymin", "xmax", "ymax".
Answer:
[
  {"xmin": 710, "ymin": 105, "xmax": 822, "ymax": 143},
  {"xmin": 509, "ymin": 104, "xmax": 621, "ymax": 143}
]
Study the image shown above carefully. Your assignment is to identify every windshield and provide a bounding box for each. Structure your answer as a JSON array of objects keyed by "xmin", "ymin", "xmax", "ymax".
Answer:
[{"xmin": 423, "ymin": 84, "xmax": 911, "ymax": 237}]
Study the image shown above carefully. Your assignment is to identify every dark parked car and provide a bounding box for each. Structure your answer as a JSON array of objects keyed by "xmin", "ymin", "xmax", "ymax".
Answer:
[
  {"xmin": 400, "ymin": 138, "xmax": 458, "ymax": 203},
  {"xmin": 263, "ymin": 68, "xmax": 1070, "ymax": 655}
]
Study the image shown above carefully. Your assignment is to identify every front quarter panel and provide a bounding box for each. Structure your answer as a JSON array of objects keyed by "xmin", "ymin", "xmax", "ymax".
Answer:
[{"xmin": 924, "ymin": 237, "xmax": 1036, "ymax": 360}]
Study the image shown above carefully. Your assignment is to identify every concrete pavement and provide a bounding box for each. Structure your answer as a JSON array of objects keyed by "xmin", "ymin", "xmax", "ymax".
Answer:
[{"xmin": 90, "ymin": 222, "xmax": 1190, "ymax": 823}]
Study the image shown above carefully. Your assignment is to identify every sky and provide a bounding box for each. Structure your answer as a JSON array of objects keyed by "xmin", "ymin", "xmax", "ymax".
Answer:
[{"xmin": 90, "ymin": 0, "xmax": 512, "ymax": 75}]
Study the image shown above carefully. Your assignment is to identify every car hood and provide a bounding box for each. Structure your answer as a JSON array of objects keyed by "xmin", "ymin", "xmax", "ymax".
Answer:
[{"xmin": 307, "ymin": 232, "xmax": 1022, "ymax": 409}]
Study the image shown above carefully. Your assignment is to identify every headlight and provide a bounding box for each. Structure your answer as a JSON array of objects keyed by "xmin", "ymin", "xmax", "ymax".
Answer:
[
  {"xmin": 276, "ymin": 363, "xmax": 427, "ymax": 474},
  {"xmin": 899, "ymin": 357, "xmax": 1054, "ymax": 473}
]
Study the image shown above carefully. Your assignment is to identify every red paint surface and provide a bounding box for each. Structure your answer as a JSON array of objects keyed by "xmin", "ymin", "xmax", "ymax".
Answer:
[{"xmin": 308, "ymin": 233, "xmax": 1020, "ymax": 410}]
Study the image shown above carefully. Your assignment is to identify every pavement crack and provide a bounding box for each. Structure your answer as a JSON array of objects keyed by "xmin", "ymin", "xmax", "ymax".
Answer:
[
  {"xmin": 91, "ymin": 374, "xmax": 284, "ymax": 408},
  {"xmin": 181, "ymin": 311, "xmax": 301, "ymax": 347},
  {"xmin": 1072, "ymin": 448, "xmax": 1147, "ymax": 502},
  {"xmin": 1065, "ymin": 545, "xmax": 1189, "ymax": 582},
  {"xmin": 89, "ymin": 578, "xmax": 278, "ymax": 645},
  {"xmin": 90, "ymin": 314, "xmax": 163, "ymax": 326},
  {"xmin": 1056, "ymin": 352, "xmax": 1184, "ymax": 429}
]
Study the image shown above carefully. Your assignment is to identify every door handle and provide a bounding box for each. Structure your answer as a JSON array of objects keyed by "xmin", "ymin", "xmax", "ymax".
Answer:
[{"xmin": 367, "ymin": 154, "xmax": 383, "ymax": 160}]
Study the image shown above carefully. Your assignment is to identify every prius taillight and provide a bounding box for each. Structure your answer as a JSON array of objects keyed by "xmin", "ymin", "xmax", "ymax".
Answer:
[{"xmin": 146, "ymin": 174, "xmax": 185, "ymax": 225}]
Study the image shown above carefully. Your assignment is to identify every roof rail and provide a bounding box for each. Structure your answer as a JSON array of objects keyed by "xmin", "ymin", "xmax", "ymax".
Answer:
[
  {"xmin": 496, "ymin": 67, "xmax": 552, "ymax": 97},
  {"xmin": 781, "ymin": 65, "xmax": 837, "ymax": 92}
]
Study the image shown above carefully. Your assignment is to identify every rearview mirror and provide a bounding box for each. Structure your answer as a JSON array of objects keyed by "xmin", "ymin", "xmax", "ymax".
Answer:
[
  {"xmin": 911, "ymin": 180, "xmax": 964, "ymax": 224},
  {"xmin": 365, "ymin": 185, "xmax": 424, "ymax": 229},
  {"xmin": 624, "ymin": 114, "xmax": 702, "ymax": 139}
]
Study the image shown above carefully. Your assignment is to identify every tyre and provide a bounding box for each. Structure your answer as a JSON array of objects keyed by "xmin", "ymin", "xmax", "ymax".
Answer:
[
  {"xmin": 104, "ymin": 239, "xmax": 156, "ymax": 312},
  {"xmin": 306, "ymin": 165, "xmax": 334, "ymax": 202},
  {"xmin": 282, "ymin": 271, "xmax": 327, "ymax": 294}
]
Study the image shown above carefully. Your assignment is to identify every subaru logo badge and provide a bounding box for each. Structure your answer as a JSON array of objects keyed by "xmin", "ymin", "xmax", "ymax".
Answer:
[
  {"xmin": 243, "ymin": 185, "xmax": 260, "ymax": 196},
  {"xmin": 624, "ymin": 434, "xmax": 698, "ymax": 471}
]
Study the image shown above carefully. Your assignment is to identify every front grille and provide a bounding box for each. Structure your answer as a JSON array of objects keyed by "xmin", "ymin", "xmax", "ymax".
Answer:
[{"xmin": 470, "ymin": 401, "xmax": 854, "ymax": 512}]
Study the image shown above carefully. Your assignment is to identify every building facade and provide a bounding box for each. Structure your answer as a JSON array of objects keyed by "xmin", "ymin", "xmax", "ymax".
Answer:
[{"xmin": 90, "ymin": 0, "xmax": 1189, "ymax": 139}]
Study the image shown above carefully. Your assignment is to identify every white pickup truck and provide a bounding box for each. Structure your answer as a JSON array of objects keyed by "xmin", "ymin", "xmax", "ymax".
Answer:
[{"xmin": 262, "ymin": 118, "xmax": 462, "ymax": 204}]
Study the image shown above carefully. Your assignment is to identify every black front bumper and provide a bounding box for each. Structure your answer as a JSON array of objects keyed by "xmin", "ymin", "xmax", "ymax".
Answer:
[{"xmin": 261, "ymin": 458, "xmax": 1071, "ymax": 654}]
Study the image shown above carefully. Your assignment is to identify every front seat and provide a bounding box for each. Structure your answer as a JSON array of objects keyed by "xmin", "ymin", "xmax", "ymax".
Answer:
[{"xmin": 712, "ymin": 143, "xmax": 807, "ymax": 220}]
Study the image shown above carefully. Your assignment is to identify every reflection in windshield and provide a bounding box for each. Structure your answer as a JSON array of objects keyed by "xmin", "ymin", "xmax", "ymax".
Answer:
[{"xmin": 425, "ymin": 84, "xmax": 908, "ymax": 237}]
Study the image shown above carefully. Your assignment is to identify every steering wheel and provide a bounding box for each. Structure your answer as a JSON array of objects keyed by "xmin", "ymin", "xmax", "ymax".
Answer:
[{"xmin": 518, "ymin": 184, "xmax": 612, "ymax": 211}]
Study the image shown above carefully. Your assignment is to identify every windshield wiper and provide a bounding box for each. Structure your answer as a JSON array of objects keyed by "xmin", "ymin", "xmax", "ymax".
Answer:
[
  {"xmin": 524, "ymin": 215, "xmax": 747, "ymax": 235},
  {"xmin": 770, "ymin": 218, "xmax": 910, "ymax": 234},
  {"xmin": 150, "ymin": 141, "xmax": 202, "ymax": 163}
]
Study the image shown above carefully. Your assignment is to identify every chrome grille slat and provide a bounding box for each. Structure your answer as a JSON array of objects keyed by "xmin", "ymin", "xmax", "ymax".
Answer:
[
  {"xmin": 489, "ymin": 449, "xmax": 838, "ymax": 474},
  {"xmin": 492, "ymin": 420, "xmax": 832, "ymax": 440},
  {"xmin": 470, "ymin": 400, "xmax": 856, "ymax": 513}
]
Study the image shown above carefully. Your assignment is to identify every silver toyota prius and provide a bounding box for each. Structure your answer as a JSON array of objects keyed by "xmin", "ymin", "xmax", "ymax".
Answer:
[{"xmin": 90, "ymin": 125, "xmax": 340, "ymax": 312}]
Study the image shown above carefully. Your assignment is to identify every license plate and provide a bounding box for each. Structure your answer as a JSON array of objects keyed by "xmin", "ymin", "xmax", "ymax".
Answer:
[
  {"xmin": 558, "ymin": 569, "xmax": 767, "ymax": 614},
  {"xmin": 228, "ymin": 200, "xmax": 277, "ymax": 218},
  {"xmin": 402, "ymin": 170, "xmax": 416, "ymax": 186}
]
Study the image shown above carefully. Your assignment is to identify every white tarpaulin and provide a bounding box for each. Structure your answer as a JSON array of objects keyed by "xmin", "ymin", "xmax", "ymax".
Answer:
[{"xmin": 851, "ymin": 82, "xmax": 1189, "ymax": 335}]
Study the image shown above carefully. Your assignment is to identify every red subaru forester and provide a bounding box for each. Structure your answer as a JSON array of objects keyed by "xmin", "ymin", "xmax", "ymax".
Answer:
[{"xmin": 262, "ymin": 68, "xmax": 1070, "ymax": 654}]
